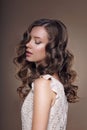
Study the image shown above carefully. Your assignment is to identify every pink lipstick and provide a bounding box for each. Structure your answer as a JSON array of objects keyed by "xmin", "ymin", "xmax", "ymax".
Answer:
[{"xmin": 26, "ymin": 51, "xmax": 33, "ymax": 56}]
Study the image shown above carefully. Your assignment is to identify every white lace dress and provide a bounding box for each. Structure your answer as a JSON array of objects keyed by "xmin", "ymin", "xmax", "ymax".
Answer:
[{"xmin": 21, "ymin": 74, "xmax": 68, "ymax": 130}]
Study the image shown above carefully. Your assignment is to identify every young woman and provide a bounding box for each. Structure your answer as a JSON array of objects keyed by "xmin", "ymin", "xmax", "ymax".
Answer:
[{"xmin": 13, "ymin": 18, "xmax": 79, "ymax": 130}]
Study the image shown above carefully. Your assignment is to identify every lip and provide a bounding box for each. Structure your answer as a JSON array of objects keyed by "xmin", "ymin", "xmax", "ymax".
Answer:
[{"xmin": 26, "ymin": 51, "xmax": 33, "ymax": 56}]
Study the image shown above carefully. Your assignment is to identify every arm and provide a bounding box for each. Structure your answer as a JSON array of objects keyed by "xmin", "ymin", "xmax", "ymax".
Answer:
[{"xmin": 31, "ymin": 78, "xmax": 53, "ymax": 130}]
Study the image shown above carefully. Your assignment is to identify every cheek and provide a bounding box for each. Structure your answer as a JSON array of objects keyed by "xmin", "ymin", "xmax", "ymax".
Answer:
[{"xmin": 36, "ymin": 46, "xmax": 46, "ymax": 54}]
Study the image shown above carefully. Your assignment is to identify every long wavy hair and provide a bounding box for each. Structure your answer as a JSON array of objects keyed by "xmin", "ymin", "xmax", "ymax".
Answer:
[{"xmin": 13, "ymin": 18, "xmax": 79, "ymax": 103}]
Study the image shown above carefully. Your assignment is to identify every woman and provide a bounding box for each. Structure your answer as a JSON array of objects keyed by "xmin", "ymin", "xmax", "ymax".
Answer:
[{"xmin": 13, "ymin": 18, "xmax": 79, "ymax": 130}]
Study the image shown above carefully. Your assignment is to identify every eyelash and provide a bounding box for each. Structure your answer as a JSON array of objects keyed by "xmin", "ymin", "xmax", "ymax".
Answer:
[{"xmin": 35, "ymin": 41, "xmax": 41, "ymax": 44}]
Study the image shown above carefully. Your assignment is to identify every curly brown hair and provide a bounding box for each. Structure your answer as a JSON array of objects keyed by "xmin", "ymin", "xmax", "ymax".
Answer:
[{"xmin": 13, "ymin": 18, "xmax": 79, "ymax": 103}]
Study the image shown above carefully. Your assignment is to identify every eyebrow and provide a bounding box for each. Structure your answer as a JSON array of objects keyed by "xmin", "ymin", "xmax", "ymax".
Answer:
[
  {"xmin": 32, "ymin": 36, "xmax": 41, "ymax": 40},
  {"xmin": 34, "ymin": 36, "xmax": 41, "ymax": 38}
]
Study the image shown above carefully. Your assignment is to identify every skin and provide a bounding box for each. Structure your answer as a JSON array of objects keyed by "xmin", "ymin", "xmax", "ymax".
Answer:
[
  {"xmin": 26, "ymin": 26, "xmax": 49, "ymax": 65},
  {"xmin": 32, "ymin": 78, "xmax": 55, "ymax": 130},
  {"xmin": 26, "ymin": 26, "xmax": 57, "ymax": 130}
]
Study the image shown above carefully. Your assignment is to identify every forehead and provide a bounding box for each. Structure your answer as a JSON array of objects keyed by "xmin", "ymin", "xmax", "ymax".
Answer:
[{"xmin": 30, "ymin": 26, "xmax": 49, "ymax": 40}]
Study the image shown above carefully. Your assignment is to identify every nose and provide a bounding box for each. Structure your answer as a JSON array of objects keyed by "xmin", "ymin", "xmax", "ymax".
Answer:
[
  {"xmin": 26, "ymin": 39, "xmax": 32, "ymax": 48},
  {"xmin": 26, "ymin": 42, "xmax": 30, "ymax": 47}
]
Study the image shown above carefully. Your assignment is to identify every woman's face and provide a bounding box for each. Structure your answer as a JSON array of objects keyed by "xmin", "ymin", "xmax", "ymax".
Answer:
[{"xmin": 26, "ymin": 26, "xmax": 49, "ymax": 64}]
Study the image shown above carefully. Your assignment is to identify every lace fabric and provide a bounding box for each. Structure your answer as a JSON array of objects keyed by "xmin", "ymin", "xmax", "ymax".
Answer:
[{"xmin": 21, "ymin": 74, "xmax": 68, "ymax": 130}]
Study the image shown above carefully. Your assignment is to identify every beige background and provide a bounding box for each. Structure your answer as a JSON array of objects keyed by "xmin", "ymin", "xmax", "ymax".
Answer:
[{"xmin": 1, "ymin": 0, "xmax": 87, "ymax": 130}]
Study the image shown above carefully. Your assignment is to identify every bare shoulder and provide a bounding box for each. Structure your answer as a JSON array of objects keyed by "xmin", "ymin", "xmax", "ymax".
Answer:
[
  {"xmin": 34, "ymin": 77, "xmax": 52, "ymax": 96},
  {"xmin": 34, "ymin": 77, "xmax": 51, "ymax": 88}
]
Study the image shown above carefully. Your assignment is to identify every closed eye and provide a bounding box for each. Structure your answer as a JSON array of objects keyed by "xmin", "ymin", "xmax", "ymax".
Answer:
[{"xmin": 35, "ymin": 41, "xmax": 42, "ymax": 44}]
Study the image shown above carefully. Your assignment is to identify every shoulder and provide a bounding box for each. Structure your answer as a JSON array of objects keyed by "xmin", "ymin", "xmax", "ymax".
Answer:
[
  {"xmin": 34, "ymin": 77, "xmax": 51, "ymax": 88},
  {"xmin": 33, "ymin": 77, "xmax": 52, "ymax": 98}
]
